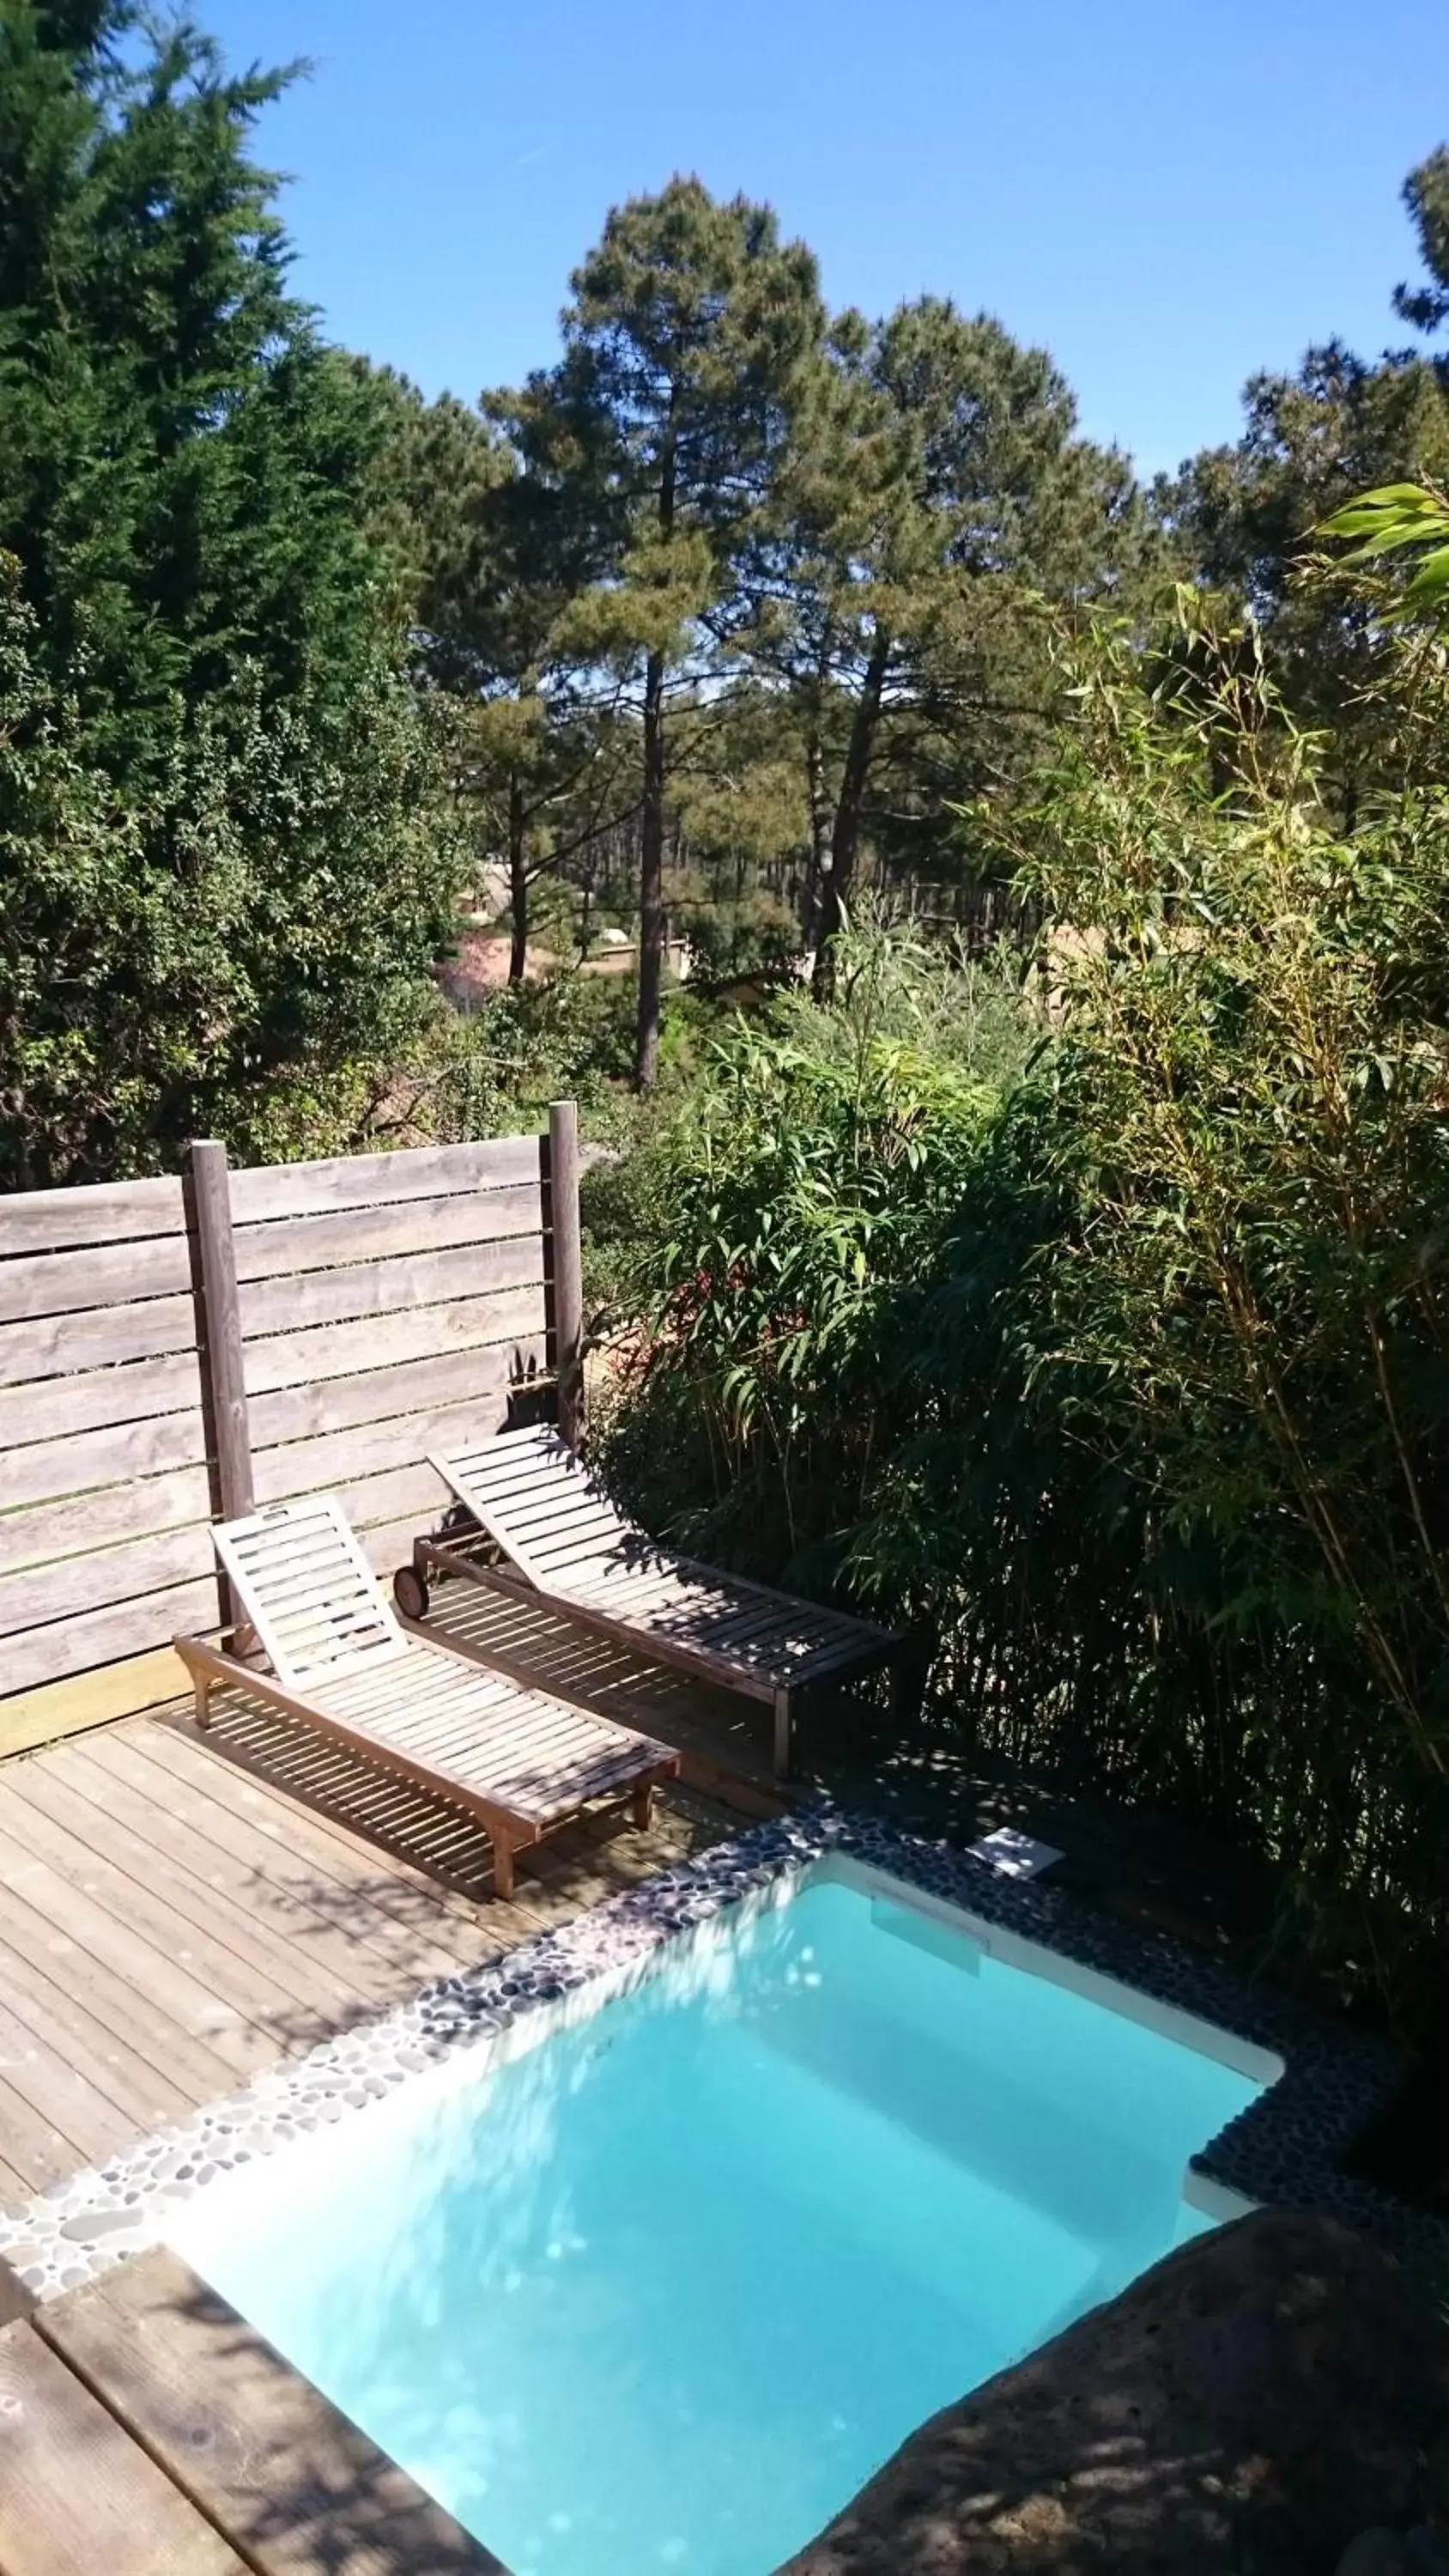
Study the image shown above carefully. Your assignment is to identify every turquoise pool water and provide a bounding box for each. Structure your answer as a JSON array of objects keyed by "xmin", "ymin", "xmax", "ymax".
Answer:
[{"xmin": 172, "ymin": 1862, "xmax": 1272, "ymax": 2576}]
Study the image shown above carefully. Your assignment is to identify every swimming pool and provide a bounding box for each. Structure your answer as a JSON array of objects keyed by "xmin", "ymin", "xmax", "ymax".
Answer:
[{"xmin": 170, "ymin": 1854, "xmax": 1278, "ymax": 2576}]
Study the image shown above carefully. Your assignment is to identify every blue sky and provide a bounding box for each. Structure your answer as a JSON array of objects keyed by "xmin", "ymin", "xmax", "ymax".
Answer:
[{"xmin": 205, "ymin": 0, "xmax": 1447, "ymax": 480}]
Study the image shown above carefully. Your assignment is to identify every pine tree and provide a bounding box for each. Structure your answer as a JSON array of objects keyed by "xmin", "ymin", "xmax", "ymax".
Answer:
[
  {"xmin": 743, "ymin": 298, "xmax": 1145, "ymax": 986},
  {"xmin": 496, "ymin": 178, "xmax": 824, "ymax": 1083}
]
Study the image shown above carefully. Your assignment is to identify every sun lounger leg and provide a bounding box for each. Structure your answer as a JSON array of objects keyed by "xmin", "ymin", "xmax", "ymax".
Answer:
[
  {"xmin": 773, "ymin": 1686, "xmax": 793, "ymax": 1782},
  {"xmin": 630, "ymin": 1779, "xmax": 654, "ymax": 1832},
  {"xmin": 195, "ymin": 1673, "xmax": 212, "ymax": 1730},
  {"xmin": 891, "ymin": 1630, "xmax": 931, "ymax": 1724},
  {"xmin": 492, "ymin": 1836, "xmax": 515, "ymax": 1901}
]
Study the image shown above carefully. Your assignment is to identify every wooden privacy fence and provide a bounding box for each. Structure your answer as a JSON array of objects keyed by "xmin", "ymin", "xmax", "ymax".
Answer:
[{"xmin": 0, "ymin": 1107, "xmax": 583, "ymax": 1750}]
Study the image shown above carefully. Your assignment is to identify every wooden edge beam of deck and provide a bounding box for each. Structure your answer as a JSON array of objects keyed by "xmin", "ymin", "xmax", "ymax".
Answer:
[
  {"xmin": 33, "ymin": 2245, "xmax": 507, "ymax": 2575},
  {"xmin": 0, "ymin": 2305, "xmax": 246, "ymax": 2576}
]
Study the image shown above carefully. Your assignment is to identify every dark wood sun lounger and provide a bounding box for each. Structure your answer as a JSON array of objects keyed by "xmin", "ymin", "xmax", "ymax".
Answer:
[
  {"xmin": 398, "ymin": 1425, "xmax": 903, "ymax": 1777},
  {"xmin": 173, "ymin": 1495, "xmax": 679, "ymax": 1899}
]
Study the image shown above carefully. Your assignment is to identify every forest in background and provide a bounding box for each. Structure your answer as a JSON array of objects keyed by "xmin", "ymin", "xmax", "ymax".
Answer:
[{"xmin": 6, "ymin": 1, "xmax": 1449, "ymax": 2025}]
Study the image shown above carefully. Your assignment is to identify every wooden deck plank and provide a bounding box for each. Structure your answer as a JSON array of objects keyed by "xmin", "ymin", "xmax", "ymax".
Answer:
[
  {"xmin": 0, "ymin": 1811, "xmax": 274, "ymax": 2087},
  {"xmin": 0, "ymin": 2318, "xmax": 244, "ymax": 2576},
  {"xmin": 0, "ymin": 2072, "xmax": 81, "ymax": 2200},
  {"xmin": 0, "ymin": 1929, "xmax": 191, "ymax": 2138},
  {"xmin": 0, "ymin": 1767, "xmax": 362, "ymax": 2049},
  {"xmin": 0, "ymin": 1991, "xmax": 148, "ymax": 2178},
  {"xmin": 39, "ymin": 2251, "xmax": 507, "ymax": 2576},
  {"xmin": 100, "ymin": 1727, "xmax": 475, "ymax": 1989},
  {"xmin": 47, "ymin": 1738, "xmax": 400, "ymax": 2020},
  {"xmin": 0, "ymin": 1863, "xmax": 243, "ymax": 2112}
]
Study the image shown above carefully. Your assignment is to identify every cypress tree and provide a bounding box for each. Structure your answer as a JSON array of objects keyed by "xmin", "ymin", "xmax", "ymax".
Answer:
[{"xmin": 0, "ymin": 0, "xmax": 462, "ymax": 1183}]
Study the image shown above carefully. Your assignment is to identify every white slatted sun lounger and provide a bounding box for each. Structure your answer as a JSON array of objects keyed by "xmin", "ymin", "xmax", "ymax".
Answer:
[
  {"xmin": 397, "ymin": 1424, "xmax": 904, "ymax": 1777},
  {"xmin": 173, "ymin": 1495, "xmax": 680, "ymax": 1899}
]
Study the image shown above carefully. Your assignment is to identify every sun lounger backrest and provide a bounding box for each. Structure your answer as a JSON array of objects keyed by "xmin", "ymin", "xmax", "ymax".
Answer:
[
  {"xmin": 213, "ymin": 1497, "xmax": 409, "ymax": 1692},
  {"xmin": 434, "ymin": 1425, "xmax": 631, "ymax": 1587}
]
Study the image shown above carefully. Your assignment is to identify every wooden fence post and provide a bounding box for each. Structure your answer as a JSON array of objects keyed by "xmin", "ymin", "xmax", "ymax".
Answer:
[
  {"xmin": 548, "ymin": 1099, "xmax": 585, "ymax": 1451},
  {"xmin": 189, "ymin": 1139, "xmax": 254, "ymax": 1637}
]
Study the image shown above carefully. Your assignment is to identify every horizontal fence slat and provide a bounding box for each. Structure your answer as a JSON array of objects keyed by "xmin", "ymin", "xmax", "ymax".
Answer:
[
  {"xmin": 252, "ymin": 1376, "xmax": 526, "ymax": 1506},
  {"xmin": 248, "ymin": 1337, "xmax": 548, "ymax": 1454},
  {"xmin": 3, "ymin": 1408, "xmax": 209, "ymax": 1514},
  {"xmin": 0, "ymin": 1467, "xmax": 216, "ymax": 1580},
  {"xmin": 231, "ymin": 1184, "xmax": 544, "ymax": 1286},
  {"xmin": 0, "ymin": 1575, "xmax": 221, "ymax": 1697},
  {"xmin": 0, "ymin": 1294, "xmax": 198, "ymax": 1389},
  {"xmin": 242, "ymin": 1285, "xmax": 548, "ymax": 1400},
  {"xmin": 0, "ymin": 1174, "xmax": 187, "ymax": 1255},
  {"xmin": 228, "ymin": 1133, "xmax": 542, "ymax": 1224},
  {"xmin": 0, "ymin": 1231, "xmax": 195, "ymax": 1326},
  {"xmin": 356, "ymin": 1514, "xmax": 437, "ymax": 1581},
  {"xmin": 0, "ymin": 1348, "xmax": 202, "ymax": 1455},
  {"xmin": 331, "ymin": 1459, "xmax": 454, "ymax": 1540},
  {"xmin": 237, "ymin": 1236, "xmax": 542, "ymax": 1343},
  {"xmin": 0, "ymin": 1522, "xmax": 216, "ymax": 1642}
]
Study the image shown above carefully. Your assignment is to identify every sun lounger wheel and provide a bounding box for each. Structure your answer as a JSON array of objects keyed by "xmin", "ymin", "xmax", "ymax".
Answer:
[{"xmin": 392, "ymin": 1564, "xmax": 430, "ymax": 1621}]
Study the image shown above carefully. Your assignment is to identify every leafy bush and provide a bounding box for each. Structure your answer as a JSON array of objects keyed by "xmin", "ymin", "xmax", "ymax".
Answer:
[
  {"xmin": 592, "ymin": 922, "xmax": 1026, "ymax": 1584},
  {"xmin": 988, "ymin": 608, "xmax": 1449, "ymax": 2006},
  {"xmin": 599, "ymin": 620, "xmax": 1449, "ymax": 2023}
]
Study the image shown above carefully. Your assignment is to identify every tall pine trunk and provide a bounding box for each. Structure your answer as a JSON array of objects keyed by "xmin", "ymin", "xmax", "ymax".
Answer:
[
  {"xmin": 634, "ymin": 421, "xmax": 676, "ymax": 1089},
  {"xmin": 802, "ymin": 730, "xmax": 830, "ymax": 950},
  {"xmin": 507, "ymin": 767, "xmax": 528, "ymax": 983},
  {"xmin": 634, "ymin": 650, "xmax": 667, "ymax": 1084},
  {"xmin": 813, "ymin": 625, "xmax": 890, "ymax": 999}
]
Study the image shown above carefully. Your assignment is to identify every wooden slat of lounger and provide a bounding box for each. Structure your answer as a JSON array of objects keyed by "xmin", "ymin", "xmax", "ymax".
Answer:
[
  {"xmin": 391, "ymin": 1687, "xmax": 625, "ymax": 1775},
  {"xmin": 443, "ymin": 1438, "xmax": 595, "ymax": 1516},
  {"xmin": 562, "ymin": 1566, "xmax": 880, "ymax": 1688},
  {"xmin": 420, "ymin": 1696, "xmax": 623, "ymax": 1772},
  {"xmin": 323, "ymin": 1654, "xmax": 507, "ymax": 1716},
  {"xmin": 39, "ymin": 2249, "xmax": 506, "ymax": 2575},
  {"xmin": 565, "ymin": 1563, "xmax": 704, "ymax": 1613},
  {"xmin": 375, "ymin": 1689, "xmax": 597, "ymax": 1769},
  {"xmin": 648, "ymin": 1604, "xmax": 809, "ymax": 1662},
  {"xmin": 321, "ymin": 1674, "xmax": 521, "ymax": 1753},
  {"xmin": 482, "ymin": 1741, "xmax": 663, "ymax": 1822},
  {"xmin": 392, "ymin": 1710, "xmax": 662, "ymax": 1825},
  {"xmin": 448, "ymin": 1429, "xmax": 561, "ymax": 1490},
  {"xmin": 375, "ymin": 1665, "xmax": 660, "ymax": 1774},
  {"xmin": 215, "ymin": 1500, "xmax": 403, "ymax": 1691},
  {"xmin": 455, "ymin": 1421, "xmax": 558, "ymax": 1461},
  {"xmin": 567, "ymin": 1553, "xmax": 879, "ymax": 1666},
  {"xmin": 258, "ymin": 1589, "xmax": 392, "ymax": 1649},
  {"xmin": 530, "ymin": 1539, "xmax": 658, "ymax": 1589},
  {"xmin": 303, "ymin": 1631, "xmax": 674, "ymax": 1826},
  {"xmin": 494, "ymin": 1468, "xmax": 613, "ymax": 1519},
  {"xmin": 258, "ymin": 1601, "xmax": 394, "ymax": 1660},
  {"xmin": 675, "ymin": 1594, "xmax": 834, "ymax": 1651},
  {"xmin": 497, "ymin": 1478, "xmax": 623, "ymax": 1534},
  {"xmin": 324, "ymin": 1672, "xmax": 521, "ymax": 1735},
  {"xmin": 522, "ymin": 1499, "xmax": 646, "ymax": 1550},
  {"xmin": 513, "ymin": 1503, "xmax": 628, "ymax": 1557}
]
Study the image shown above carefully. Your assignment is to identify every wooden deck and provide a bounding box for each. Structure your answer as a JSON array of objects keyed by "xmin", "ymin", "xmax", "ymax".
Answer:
[
  {"xmin": 1, "ymin": 2246, "xmax": 501, "ymax": 2573},
  {"xmin": 0, "ymin": 1692, "xmax": 736, "ymax": 2213}
]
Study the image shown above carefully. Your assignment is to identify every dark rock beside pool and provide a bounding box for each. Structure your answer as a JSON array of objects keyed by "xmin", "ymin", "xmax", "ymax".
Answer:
[{"xmin": 773, "ymin": 2209, "xmax": 1449, "ymax": 2575}]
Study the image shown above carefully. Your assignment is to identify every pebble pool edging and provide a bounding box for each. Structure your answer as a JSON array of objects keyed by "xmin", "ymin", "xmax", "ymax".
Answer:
[{"xmin": 0, "ymin": 1801, "xmax": 1436, "ymax": 2299}]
